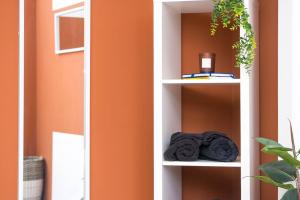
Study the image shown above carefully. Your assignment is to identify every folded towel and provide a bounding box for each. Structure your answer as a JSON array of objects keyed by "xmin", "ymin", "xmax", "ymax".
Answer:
[
  {"xmin": 164, "ymin": 132, "xmax": 202, "ymax": 161},
  {"xmin": 200, "ymin": 131, "xmax": 239, "ymax": 162},
  {"xmin": 164, "ymin": 131, "xmax": 239, "ymax": 162}
]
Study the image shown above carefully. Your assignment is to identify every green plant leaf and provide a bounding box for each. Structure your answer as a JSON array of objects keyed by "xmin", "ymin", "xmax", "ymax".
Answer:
[
  {"xmin": 255, "ymin": 176, "xmax": 294, "ymax": 190},
  {"xmin": 262, "ymin": 149, "xmax": 300, "ymax": 167},
  {"xmin": 281, "ymin": 189, "xmax": 299, "ymax": 200},
  {"xmin": 256, "ymin": 137, "xmax": 282, "ymax": 147},
  {"xmin": 262, "ymin": 145, "xmax": 293, "ymax": 152},
  {"xmin": 260, "ymin": 161, "xmax": 296, "ymax": 183}
]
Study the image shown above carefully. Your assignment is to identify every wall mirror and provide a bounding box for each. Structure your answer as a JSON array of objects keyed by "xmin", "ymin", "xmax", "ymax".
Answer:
[
  {"xmin": 54, "ymin": 7, "xmax": 84, "ymax": 54},
  {"xmin": 19, "ymin": 0, "xmax": 90, "ymax": 199}
]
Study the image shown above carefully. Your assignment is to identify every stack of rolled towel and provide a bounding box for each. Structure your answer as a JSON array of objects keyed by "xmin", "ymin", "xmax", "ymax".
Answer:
[{"xmin": 164, "ymin": 131, "xmax": 239, "ymax": 162}]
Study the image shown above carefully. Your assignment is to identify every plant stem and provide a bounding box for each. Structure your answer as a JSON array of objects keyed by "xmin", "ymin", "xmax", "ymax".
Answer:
[{"xmin": 289, "ymin": 119, "xmax": 300, "ymax": 200}]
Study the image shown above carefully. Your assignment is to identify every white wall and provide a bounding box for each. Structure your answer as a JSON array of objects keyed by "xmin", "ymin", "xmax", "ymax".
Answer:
[
  {"xmin": 52, "ymin": 0, "xmax": 84, "ymax": 10},
  {"xmin": 290, "ymin": 0, "xmax": 300, "ymax": 147},
  {"xmin": 278, "ymin": 0, "xmax": 300, "ymax": 198}
]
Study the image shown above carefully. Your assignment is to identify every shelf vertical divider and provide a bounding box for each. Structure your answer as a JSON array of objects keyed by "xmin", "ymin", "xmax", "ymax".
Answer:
[
  {"xmin": 155, "ymin": 1, "xmax": 183, "ymax": 200},
  {"xmin": 240, "ymin": 0, "xmax": 260, "ymax": 200}
]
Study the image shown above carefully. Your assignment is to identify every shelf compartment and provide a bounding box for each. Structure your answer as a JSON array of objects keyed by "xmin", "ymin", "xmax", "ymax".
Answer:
[
  {"xmin": 163, "ymin": 159, "xmax": 241, "ymax": 168},
  {"xmin": 182, "ymin": 167, "xmax": 241, "ymax": 199},
  {"xmin": 162, "ymin": 79, "xmax": 241, "ymax": 85},
  {"xmin": 160, "ymin": 0, "xmax": 213, "ymax": 14}
]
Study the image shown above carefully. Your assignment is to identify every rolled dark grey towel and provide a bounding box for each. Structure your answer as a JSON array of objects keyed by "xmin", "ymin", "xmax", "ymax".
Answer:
[
  {"xmin": 164, "ymin": 132, "xmax": 203, "ymax": 161},
  {"xmin": 164, "ymin": 131, "xmax": 239, "ymax": 162},
  {"xmin": 199, "ymin": 131, "xmax": 239, "ymax": 162}
]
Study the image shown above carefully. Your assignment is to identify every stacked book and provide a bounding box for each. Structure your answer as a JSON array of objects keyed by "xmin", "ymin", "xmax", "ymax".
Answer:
[{"xmin": 182, "ymin": 73, "xmax": 235, "ymax": 80}]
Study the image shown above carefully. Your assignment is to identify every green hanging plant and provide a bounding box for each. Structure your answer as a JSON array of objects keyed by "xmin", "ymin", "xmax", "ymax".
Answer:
[{"xmin": 210, "ymin": 0, "xmax": 256, "ymax": 73}]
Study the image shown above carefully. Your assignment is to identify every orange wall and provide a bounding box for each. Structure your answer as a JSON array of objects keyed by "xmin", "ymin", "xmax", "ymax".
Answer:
[
  {"xmin": 259, "ymin": 0, "xmax": 278, "ymax": 199},
  {"xmin": 0, "ymin": 0, "xmax": 19, "ymax": 199},
  {"xmin": 90, "ymin": 0, "xmax": 154, "ymax": 199},
  {"xmin": 25, "ymin": 0, "xmax": 37, "ymax": 156}
]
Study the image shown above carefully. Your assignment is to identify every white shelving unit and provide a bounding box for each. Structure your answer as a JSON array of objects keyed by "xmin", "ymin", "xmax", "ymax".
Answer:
[{"xmin": 154, "ymin": 0, "xmax": 260, "ymax": 199}]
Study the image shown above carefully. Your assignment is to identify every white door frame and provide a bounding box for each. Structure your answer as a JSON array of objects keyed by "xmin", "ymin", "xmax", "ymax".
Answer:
[{"xmin": 18, "ymin": 0, "xmax": 91, "ymax": 199}]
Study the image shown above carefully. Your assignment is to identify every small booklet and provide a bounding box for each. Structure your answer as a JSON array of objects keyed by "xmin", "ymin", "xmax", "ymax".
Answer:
[{"xmin": 182, "ymin": 73, "xmax": 235, "ymax": 79}]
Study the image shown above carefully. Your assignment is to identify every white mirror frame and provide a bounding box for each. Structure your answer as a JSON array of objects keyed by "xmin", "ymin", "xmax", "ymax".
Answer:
[
  {"xmin": 18, "ymin": 0, "xmax": 91, "ymax": 199},
  {"xmin": 54, "ymin": 6, "xmax": 85, "ymax": 54},
  {"xmin": 53, "ymin": 0, "xmax": 84, "ymax": 11}
]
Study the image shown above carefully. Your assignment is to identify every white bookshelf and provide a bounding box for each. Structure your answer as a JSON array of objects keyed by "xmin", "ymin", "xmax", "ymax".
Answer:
[{"xmin": 154, "ymin": 0, "xmax": 260, "ymax": 200}]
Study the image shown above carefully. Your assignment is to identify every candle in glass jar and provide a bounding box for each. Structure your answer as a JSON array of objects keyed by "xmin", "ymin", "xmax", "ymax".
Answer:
[{"xmin": 199, "ymin": 53, "xmax": 216, "ymax": 73}]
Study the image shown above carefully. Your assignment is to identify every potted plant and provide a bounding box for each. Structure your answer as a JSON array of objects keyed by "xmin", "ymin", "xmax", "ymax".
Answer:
[{"xmin": 256, "ymin": 121, "xmax": 300, "ymax": 200}]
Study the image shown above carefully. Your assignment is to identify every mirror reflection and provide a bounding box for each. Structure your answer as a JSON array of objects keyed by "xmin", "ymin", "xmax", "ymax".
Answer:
[
  {"xmin": 24, "ymin": 0, "xmax": 85, "ymax": 199},
  {"xmin": 55, "ymin": 7, "xmax": 84, "ymax": 54}
]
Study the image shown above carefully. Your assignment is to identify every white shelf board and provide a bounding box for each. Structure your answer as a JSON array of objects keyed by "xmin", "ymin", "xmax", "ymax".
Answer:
[
  {"xmin": 163, "ymin": 159, "xmax": 241, "ymax": 168},
  {"xmin": 162, "ymin": 79, "xmax": 241, "ymax": 85},
  {"xmin": 159, "ymin": 0, "xmax": 213, "ymax": 13}
]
